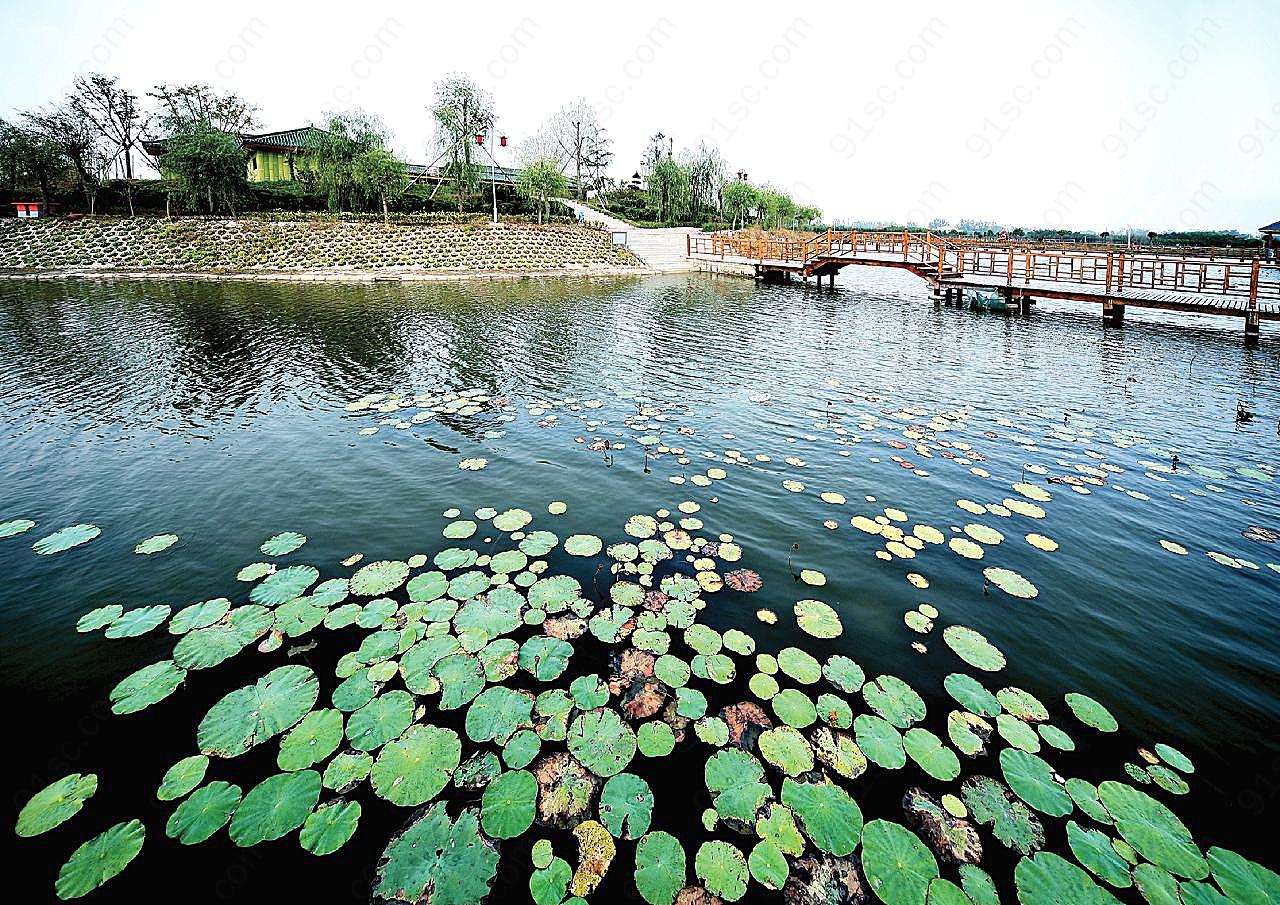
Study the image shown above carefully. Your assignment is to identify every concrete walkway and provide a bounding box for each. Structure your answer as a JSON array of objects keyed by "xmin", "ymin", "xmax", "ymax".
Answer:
[{"xmin": 558, "ymin": 199, "xmax": 703, "ymax": 273}]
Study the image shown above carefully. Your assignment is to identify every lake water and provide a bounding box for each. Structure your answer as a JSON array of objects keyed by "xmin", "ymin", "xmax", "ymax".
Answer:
[{"xmin": 2, "ymin": 271, "xmax": 1277, "ymax": 903}]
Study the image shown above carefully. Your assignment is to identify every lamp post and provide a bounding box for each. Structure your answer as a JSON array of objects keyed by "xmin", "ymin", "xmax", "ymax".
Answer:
[{"xmin": 474, "ymin": 131, "xmax": 510, "ymax": 225}]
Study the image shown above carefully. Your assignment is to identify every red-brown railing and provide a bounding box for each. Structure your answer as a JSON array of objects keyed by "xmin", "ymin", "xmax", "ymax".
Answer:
[{"xmin": 688, "ymin": 229, "xmax": 1279, "ymax": 308}]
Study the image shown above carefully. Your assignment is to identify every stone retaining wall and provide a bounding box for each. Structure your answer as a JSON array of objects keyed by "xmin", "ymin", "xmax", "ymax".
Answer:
[{"xmin": 0, "ymin": 217, "xmax": 643, "ymax": 275}]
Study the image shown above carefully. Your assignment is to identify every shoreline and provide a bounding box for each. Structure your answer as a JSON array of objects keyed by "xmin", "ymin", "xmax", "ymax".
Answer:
[{"xmin": 0, "ymin": 263, "xmax": 661, "ymax": 284}]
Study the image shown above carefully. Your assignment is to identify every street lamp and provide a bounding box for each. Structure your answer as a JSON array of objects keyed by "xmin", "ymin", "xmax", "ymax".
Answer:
[{"xmin": 474, "ymin": 130, "xmax": 503, "ymax": 225}]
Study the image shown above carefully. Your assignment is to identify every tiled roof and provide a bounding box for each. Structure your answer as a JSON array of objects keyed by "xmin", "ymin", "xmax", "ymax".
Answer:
[
  {"xmin": 1260, "ymin": 220, "xmax": 1280, "ymax": 233},
  {"xmin": 240, "ymin": 126, "xmax": 329, "ymax": 150}
]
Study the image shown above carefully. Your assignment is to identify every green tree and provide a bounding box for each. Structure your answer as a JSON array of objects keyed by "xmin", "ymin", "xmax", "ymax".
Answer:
[
  {"xmin": 161, "ymin": 125, "xmax": 246, "ymax": 214},
  {"xmin": 516, "ymin": 157, "xmax": 567, "ymax": 224},
  {"xmin": 149, "ymin": 83, "xmax": 258, "ymax": 134},
  {"xmin": 721, "ymin": 180, "xmax": 759, "ymax": 229},
  {"xmin": 72, "ymin": 73, "xmax": 148, "ymax": 214},
  {"xmin": 682, "ymin": 143, "xmax": 726, "ymax": 217},
  {"xmin": 353, "ymin": 147, "xmax": 407, "ymax": 223},
  {"xmin": 431, "ymin": 75, "xmax": 494, "ymax": 213},
  {"xmin": 21, "ymin": 104, "xmax": 110, "ymax": 214},
  {"xmin": 647, "ymin": 156, "xmax": 690, "ymax": 225},
  {"xmin": 316, "ymin": 111, "xmax": 389, "ymax": 212}
]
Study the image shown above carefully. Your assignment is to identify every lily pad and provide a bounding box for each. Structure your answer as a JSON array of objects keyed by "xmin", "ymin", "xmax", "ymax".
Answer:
[
  {"xmin": 903, "ymin": 728, "xmax": 961, "ymax": 781},
  {"xmin": 864, "ymin": 675, "xmax": 927, "ymax": 728},
  {"xmin": 104, "ymin": 604, "xmax": 171, "ymax": 639},
  {"xmin": 1067, "ymin": 821, "xmax": 1133, "ymax": 887},
  {"xmin": 599, "ymin": 772, "xmax": 654, "ymax": 838},
  {"xmin": 55, "ymin": 819, "xmax": 145, "ymax": 899},
  {"xmin": 76, "ymin": 605, "xmax": 122, "ymax": 633},
  {"xmin": 350, "ymin": 560, "xmax": 410, "ymax": 596},
  {"xmin": 299, "ymin": 799, "xmax": 361, "ymax": 856},
  {"xmin": 157, "ymin": 754, "xmax": 209, "ymax": 801},
  {"xmin": 165, "ymin": 780, "xmax": 241, "ymax": 844},
  {"xmin": 16, "ymin": 773, "xmax": 98, "ymax": 837},
  {"xmin": 795, "ymin": 599, "xmax": 842, "ymax": 638},
  {"xmin": 481, "ymin": 769, "xmax": 538, "ymax": 838},
  {"xmin": 944, "ymin": 674, "xmax": 1001, "ymax": 717},
  {"xmin": 250, "ymin": 564, "xmax": 320, "ymax": 606},
  {"xmin": 109, "ymin": 659, "xmax": 185, "ymax": 714},
  {"xmin": 782, "ymin": 777, "xmax": 863, "ymax": 856},
  {"xmin": 372, "ymin": 803, "xmax": 498, "ymax": 905},
  {"xmin": 197, "ymin": 664, "xmax": 319, "ymax": 757},
  {"xmin": 568, "ymin": 708, "xmax": 636, "ymax": 777},
  {"xmin": 695, "ymin": 840, "xmax": 749, "ymax": 901},
  {"xmin": 860, "ymin": 819, "xmax": 938, "ymax": 905},
  {"xmin": 855, "ymin": 714, "xmax": 907, "ymax": 770},
  {"xmin": 33, "ymin": 524, "xmax": 100, "ymax": 555},
  {"xmin": 943, "ymin": 626, "xmax": 1006, "ymax": 672},
  {"xmin": 706, "ymin": 748, "xmax": 771, "ymax": 823},
  {"xmin": 261, "ymin": 531, "xmax": 307, "ymax": 556},
  {"xmin": 0, "ymin": 517, "xmax": 36, "ymax": 537},
  {"xmin": 278, "ymin": 708, "xmax": 344, "ymax": 771},
  {"xmin": 134, "ymin": 533, "xmax": 178, "ymax": 554},
  {"xmin": 1000, "ymin": 748, "xmax": 1072, "ymax": 816},
  {"xmin": 228, "ymin": 769, "xmax": 320, "ymax": 846},
  {"xmin": 962, "ymin": 776, "xmax": 1044, "ymax": 855},
  {"xmin": 759, "ymin": 726, "xmax": 816, "ymax": 776},
  {"xmin": 348, "ymin": 690, "xmax": 415, "ymax": 752},
  {"xmin": 1064, "ymin": 692, "xmax": 1118, "ymax": 732},
  {"xmin": 1013, "ymin": 851, "xmax": 1123, "ymax": 905},
  {"xmin": 1097, "ymin": 781, "xmax": 1207, "ymax": 879}
]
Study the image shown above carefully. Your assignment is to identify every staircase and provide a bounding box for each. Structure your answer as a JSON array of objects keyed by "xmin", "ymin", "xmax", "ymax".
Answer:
[{"xmin": 558, "ymin": 199, "xmax": 701, "ymax": 273}]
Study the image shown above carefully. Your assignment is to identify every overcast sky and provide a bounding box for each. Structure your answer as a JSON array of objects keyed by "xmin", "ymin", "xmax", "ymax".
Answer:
[{"xmin": 2, "ymin": 0, "xmax": 1276, "ymax": 232}]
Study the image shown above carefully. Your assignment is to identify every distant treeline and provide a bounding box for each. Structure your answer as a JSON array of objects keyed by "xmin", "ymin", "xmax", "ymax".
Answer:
[{"xmin": 831, "ymin": 224, "xmax": 1263, "ymax": 248}]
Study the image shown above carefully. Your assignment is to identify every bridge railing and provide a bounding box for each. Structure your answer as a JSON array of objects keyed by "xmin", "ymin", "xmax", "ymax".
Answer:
[{"xmin": 690, "ymin": 230, "xmax": 1279, "ymax": 306}]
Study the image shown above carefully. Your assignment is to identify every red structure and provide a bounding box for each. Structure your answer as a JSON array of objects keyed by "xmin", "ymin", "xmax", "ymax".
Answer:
[{"xmin": 11, "ymin": 201, "xmax": 56, "ymax": 218}]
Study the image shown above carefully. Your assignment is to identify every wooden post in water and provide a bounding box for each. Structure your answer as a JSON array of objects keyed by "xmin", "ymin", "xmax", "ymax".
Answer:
[
  {"xmin": 1245, "ymin": 257, "xmax": 1260, "ymax": 345},
  {"xmin": 1102, "ymin": 298, "xmax": 1126, "ymax": 327}
]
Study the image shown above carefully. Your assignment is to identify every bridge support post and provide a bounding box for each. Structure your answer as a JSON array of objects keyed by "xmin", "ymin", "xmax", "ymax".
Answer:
[
  {"xmin": 944, "ymin": 287, "xmax": 955, "ymax": 304},
  {"xmin": 1102, "ymin": 299, "xmax": 1125, "ymax": 327},
  {"xmin": 954, "ymin": 288, "xmax": 964, "ymax": 308},
  {"xmin": 1018, "ymin": 293, "xmax": 1033, "ymax": 316},
  {"xmin": 1245, "ymin": 310, "xmax": 1260, "ymax": 346}
]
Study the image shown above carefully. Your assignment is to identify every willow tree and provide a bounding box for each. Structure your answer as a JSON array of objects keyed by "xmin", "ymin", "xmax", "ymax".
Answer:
[
  {"xmin": 647, "ymin": 156, "xmax": 690, "ymax": 225},
  {"xmin": 353, "ymin": 147, "xmax": 407, "ymax": 223},
  {"xmin": 316, "ymin": 111, "xmax": 389, "ymax": 212},
  {"xmin": 721, "ymin": 180, "xmax": 759, "ymax": 230},
  {"xmin": 430, "ymin": 75, "xmax": 493, "ymax": 213},
  {"xmin": 517, "ymin": 158, "xmax": 567, "ymax": 224}
]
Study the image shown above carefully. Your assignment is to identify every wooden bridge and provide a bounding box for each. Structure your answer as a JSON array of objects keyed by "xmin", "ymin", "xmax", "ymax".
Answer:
[{"xmin": 687, "ymin": 230, "xmax": 1278, "ymax": 343}]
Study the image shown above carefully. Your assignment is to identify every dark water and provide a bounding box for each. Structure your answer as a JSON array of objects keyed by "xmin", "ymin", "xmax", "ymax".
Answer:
[{"xmin": 2, "ymin": 272, "xmax": 1277, "ymax": 903}]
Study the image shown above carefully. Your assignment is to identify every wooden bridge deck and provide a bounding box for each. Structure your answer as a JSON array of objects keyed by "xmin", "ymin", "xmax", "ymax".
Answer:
[{"xmin": 688, "ymin": 231, "xmax": 1278, "ymax": 331}]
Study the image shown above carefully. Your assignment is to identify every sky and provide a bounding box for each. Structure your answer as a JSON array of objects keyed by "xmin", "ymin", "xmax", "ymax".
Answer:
[{"xmin": 1, "ymin": 0, "xmax": 1277, "ymax": 232}]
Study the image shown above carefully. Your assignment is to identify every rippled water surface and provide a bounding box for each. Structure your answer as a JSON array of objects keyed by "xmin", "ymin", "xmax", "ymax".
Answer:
[{"xmin": 2, "ymin": 271, "xmax": 1277, "ymax": 903}]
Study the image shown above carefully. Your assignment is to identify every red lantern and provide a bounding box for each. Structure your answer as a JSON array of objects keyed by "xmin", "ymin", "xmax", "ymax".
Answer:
[
  {"xmin": 475, "ymin": 133, "xmax": 484, "ymax": 145},
  {"xmin": 499, "ymin": 135, "xmax": 508, "ymax": 147}
]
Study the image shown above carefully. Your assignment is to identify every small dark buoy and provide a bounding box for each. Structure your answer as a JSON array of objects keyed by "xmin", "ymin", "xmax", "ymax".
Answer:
[
  {"xmin": 1236, "ymin": 402, "xmax": 1255, "ymax": 423},
  {"xmin": 1171, "ymin": 454, "xmax": 1180, "ymax": 470}
]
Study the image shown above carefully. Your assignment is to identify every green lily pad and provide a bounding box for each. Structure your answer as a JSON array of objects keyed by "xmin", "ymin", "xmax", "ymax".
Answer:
[
  {"xmin": 351, "ymin": 560, "xmax": 410, "ymax": 596},
  {"xmin": 1154, "ymin": 743, "xmax": 1195, "ymax": 774},
  {"xmin": 1014, "ymin": 851, "xmax": 1123, "ymax": 905},
  {"xmin": 823, "ymin": 655, "xmax": 865, "ymax": 693},
  {"xmin": 16, "ymin": 773, "xmax": 98, "ymax": 837},
  {"xmin": 1067, "ymin": 821, "xmax": 1133, "ymax": 887},
  {"xmin": 778, "ymin": 647, "xmax": 822, "ymax": 684},
  {"xmin": 0, "ymin": 517, "xmax": 36, "ymax": 537},
  {"xmin": 433, "ymin": 652, "xmax": 486, "ymax": 709},
  {"xmin": 104, "ymin": 604, "xmax": 171, "ymax": 639},
  {"xmin": 278, "ymin": 708, "xmax": 344, "ymax": 771},
  {"xmin": 983, "ymin": 566, "xmax": 1039, "ymax": 599},
  {"xmin": 1065, "ymin": 778, "xmax": 1113, "ymax": 826},
  {"xmin": 157, "ymin": 754, "xmax": 209, "ymax": 801},
  {"xmin": 169, "ymin": 598, "xmax": 231, "ymax": 634},
  {"xmin": 962, "ymin": 775, "xmax": 1044, "ymax": 854},
  {"xmin": 33, "ymin": 524, "xmax": 100, "ymax": 555},
  {"xmin": 695, "ymin": 840, "xmax": 749, "ymax": 901},
  {"xmin": 568, "ymin": 708, "xmax": 636, "ymax": 777},
  {"xmin": 795, "ymin": 599, "xmax": 842, "ymax": 638},
  {"xmin": 635, "ymin": 831, "xmax": 686, "ymax": 905},
  {"xmin": 998, "ymin": 687, "xmax": 1049, "ymax": 722},
  {"xmin": 760, "ymin": 726, "xmax": 815, "ymax": 776},
  {"xmin": 76, "ymin": 605, "xmax": 122, "ymax": 632},
  {"xmin": 772, "ymin": 688, "xmax": 817, "ymax": 728},
  {"xmin": 1097, "ymin": 781, "xmax": 1207, "ymax": 879},
  {"xmin": 637, "ymin": 721, "xmax": 676, "ymax": 757},
  {"xmin": 165, "ymin": 780, "xmax": 241, "ymax": 844},
  {"xmin": 300, "ymin": 799, "xmax": 360, "ymax": 855},
  {"xmin": 811, "ymin": 726, "xmax": 868, "ymax": 779},
  {"xmin": 904, "ymin": 728, "xmax": 961, "ymax": 780},
  {"xmin": 55, "ymin": 818, "xmax": 144, "ymax": 899},
  {"xmin": 599, "ymin": 772, "xmax": 654, "ymax": 838},
  {"xmin": 782, "ymin": 777, "xmax": 863, "ymax": 856},
  {"xmin": 250, "ymin": 564, "xmax": 319, "ymax": 606},
  {"xmin": 261, "ymin": 531, "xmax": 307, "ymax": 556},
  {"xmin": 323, "ymin": 751, "xmax": 373, "ymax": 792},
  {"xmin": 864, "ymin": 675, "xmax": 927, "ymax": 728},
  {"xmin": 855, "ymin": 714, "xmax": 907, "ymax": 770},
  {"xmin": 503, "ymin": 729, "xmax": 542, "ymax": 769},
  {"xmin": 348, "ymin": 690, "xmax": 415, "ymax": 752},
  {"xmin": 705, "ymin": 748, "xmax": 771, "ymax": 823},
  {"xmin": 1000, "ymin": 748, "xmax": 1072, "ymax": 816},
  {"xmin": 466, "ymin": 686, "xmax": 535, "ymax": 745},
  {"xmin": 564, "ymin": 534, "xmax": 603, "ymax": 556},
  {"xmin": 943, "ymin": 626, "xmax": 1006, "ymax": 671},
  {"xmin": 481, "ymin": 769, "xmax": 538, "ymax": 838},
  {"xmin": 749, "ymin": 839, "xmax": 789, "ymax": 890},
  {"xmin": 531, "ymin": 857, "xmax": 572, "ymax": 905},
  {"xmin": 109, "ymin": 659, "xmax": 185, "ymax": 714},
  {"xmin": 135, "ymin": 533, "xmax": 178, "ymax": 554},
  {"xmin": 1064, "ymin": 693, "xmax": 1118, "ymax": 732},
  {"xmin": 197, "ymin": 664, "xmax": 319, "ymax": 757},
  {"xmin": 228, "ymin": 769, "xmax": 320, "ymax": 846},
  {"xmin": 520, "ymin": 635, "xmax": 574, "ymax": 681},
  {"xmin": 1207, "ymin": 846, "xmax": 1280, "ymax": 905},
  {"xmin": 860, "ymin": 819, "xmax": 939, "ymax": 905},
  {"xmin": 997, "ymin": 712, "xmax": 1042, "ymax": 753},
  {"xmin": 372, "ymin": 803, "xmax": 498, "ymax": 904}
]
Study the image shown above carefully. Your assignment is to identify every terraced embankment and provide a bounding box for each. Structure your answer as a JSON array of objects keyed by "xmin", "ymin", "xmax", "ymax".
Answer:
[{"xmin": 0, "ymin": 217, "xmax": 644, "ymax": 281}]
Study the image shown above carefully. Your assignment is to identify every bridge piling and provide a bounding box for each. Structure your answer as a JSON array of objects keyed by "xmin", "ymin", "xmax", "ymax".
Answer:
[
  {"xmin": 1103, "ymin": 299, "xmax": 1126, "ymax": 327},
  {"xmin": 1245, "ymin": 310, "xmax": 1260, "ymax": 346}
]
